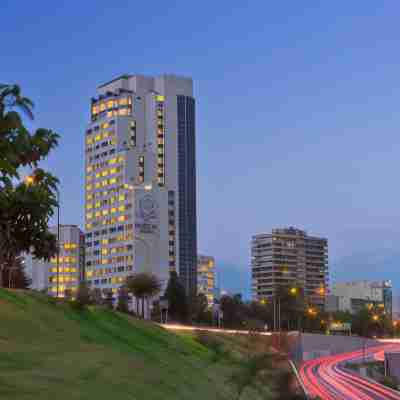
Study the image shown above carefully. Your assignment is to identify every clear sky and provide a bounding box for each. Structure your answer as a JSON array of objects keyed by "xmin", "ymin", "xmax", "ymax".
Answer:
[{"xmin": 3, "ymin": 1, "xmax": 400, "ymax": 296}]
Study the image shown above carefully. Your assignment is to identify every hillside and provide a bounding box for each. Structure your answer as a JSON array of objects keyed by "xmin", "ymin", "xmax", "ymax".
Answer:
[{"xmin": 0, "ymin": 289, "xmax": 270, "ymax": 400}]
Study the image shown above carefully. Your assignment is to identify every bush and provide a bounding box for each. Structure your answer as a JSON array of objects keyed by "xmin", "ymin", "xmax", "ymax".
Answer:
[{"xmin": 195, "ymin": 331, "xmax": 228, "ymax": 362}]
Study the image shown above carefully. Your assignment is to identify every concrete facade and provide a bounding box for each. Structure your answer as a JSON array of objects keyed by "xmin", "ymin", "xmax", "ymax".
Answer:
[
  {"xmin": 251, "ymin": 227, "xmax": 328, "ymax": 308},
  {"xmin": 84, "ymin": 74, "xmax": 197, "ymax": 295}
]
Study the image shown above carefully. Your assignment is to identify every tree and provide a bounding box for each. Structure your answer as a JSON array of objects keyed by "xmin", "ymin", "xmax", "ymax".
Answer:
[
  {"xmin": 165, "ymin": 271, "xmax": 188, "ymax": 322},
  {"xmin": 126, "ymin": 273, "xmax": 161, "ymax": 318},
  {"xmin": 220, "ymin": 294, "xmax": 246, "ymax": 328},
  {"xmin": 116, "ymin": 286, "xmax": 130, "ymax": 313},
  {"xmin": 91, "ymin": 288, "xmax": 103, "ymax": 305},
  {"xmin": 0, "ymin": 84, "xmax": 59, "ymax": 287},
  {"xmin": 1, "ymin": 255, "xmax": 31, "ymax": 289},
  {"xmin": 190, "ymin": 293, "xmax": 211, "ymax": 324},
  {"xmin": 75, "ymin": 282, "xmax": 92, "ymax": 310}
]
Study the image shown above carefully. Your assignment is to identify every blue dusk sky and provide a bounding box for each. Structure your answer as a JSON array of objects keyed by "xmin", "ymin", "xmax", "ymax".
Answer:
[{"xmin": 3, "ymin": 1, "xmax": 400, "ymax": 296}]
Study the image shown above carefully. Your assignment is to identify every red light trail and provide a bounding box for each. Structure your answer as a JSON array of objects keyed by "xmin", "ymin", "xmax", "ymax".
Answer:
[{"xmin": 300, "ymin": 344, "xmax": 400, "ymax": 399}]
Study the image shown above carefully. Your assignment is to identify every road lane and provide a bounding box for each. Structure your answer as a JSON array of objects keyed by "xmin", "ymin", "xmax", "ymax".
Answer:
[{"xmin": 300, "ymin": 344, "xmax": 400, "ymax": 400}]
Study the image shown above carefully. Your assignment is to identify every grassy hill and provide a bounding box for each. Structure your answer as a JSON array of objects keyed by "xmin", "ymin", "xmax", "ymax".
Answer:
[{"xmin": 0, "ymin": 289, "xmax": 268, "ymax": 400}]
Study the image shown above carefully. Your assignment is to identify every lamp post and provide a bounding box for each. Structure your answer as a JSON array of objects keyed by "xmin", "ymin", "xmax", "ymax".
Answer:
[{"xmin": 56, "ymin": 189, "xmax": 60, "ymax": 298}]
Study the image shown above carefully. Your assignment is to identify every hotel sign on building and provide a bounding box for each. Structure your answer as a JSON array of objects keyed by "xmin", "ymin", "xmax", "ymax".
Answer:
[{"xmin": 135, "ymin": 193, "xmax": 159, "ymax": 235}]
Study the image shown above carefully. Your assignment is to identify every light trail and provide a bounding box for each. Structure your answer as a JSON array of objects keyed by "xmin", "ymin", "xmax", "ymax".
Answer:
[
  {"xmin": 160, "ymin": 323, "xmax": 272, "ymax": 335},
  {"xmin": 300, "ymin": 343, "xmax": 400, "ymax": 399}
]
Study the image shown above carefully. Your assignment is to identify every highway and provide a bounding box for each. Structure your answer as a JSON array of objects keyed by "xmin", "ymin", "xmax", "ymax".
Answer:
[{"xmin": 300, "ymin": 343, "xmax": 400, "ymax": 400}]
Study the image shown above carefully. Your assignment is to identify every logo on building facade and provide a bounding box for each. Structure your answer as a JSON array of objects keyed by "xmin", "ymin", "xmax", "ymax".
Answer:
[{"xmin": 135, "ymin": 194, "xmax": 159, "ymax": 234}]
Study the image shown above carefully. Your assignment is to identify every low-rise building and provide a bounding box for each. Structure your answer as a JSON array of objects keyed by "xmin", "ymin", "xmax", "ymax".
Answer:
[
  {"xmin": 329, "ymin": 280, "xmax": 392, "ymax": 316},
  {"xmin": 26, "ymin": 224, "xmax": 84, "ymax": 297},
  {"xmin": 197, "ymin": 255, "xmax": 215, "ymax": 306}
]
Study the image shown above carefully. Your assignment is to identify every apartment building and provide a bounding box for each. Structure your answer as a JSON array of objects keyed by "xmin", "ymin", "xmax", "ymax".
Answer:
[
  {"xmin": 26, "ymin": 224, "xmax": 84, "ymax": 297},
  {"xmin": 197, "ymin": 255, "xmax": 215, "ymax": 306},
  {"xmin": 251, "ymin": 227, "xmax": 328, "ymax": 308}
]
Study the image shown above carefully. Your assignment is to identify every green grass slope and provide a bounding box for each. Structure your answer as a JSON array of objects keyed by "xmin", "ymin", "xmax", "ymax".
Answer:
[{"xmin": 0, "ymin": 289, "xmax": 237, "ymax": 400}]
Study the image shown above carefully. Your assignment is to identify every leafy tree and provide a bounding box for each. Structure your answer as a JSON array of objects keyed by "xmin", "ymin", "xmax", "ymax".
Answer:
[
  {"xmin": 220, "ymin": 294, "xmax": 246, "ymax": 328},
  {"xmin": 1, "ymin": 255, "xmax": 31, "ymax": 289},
  {"xmin": 274, "ymin": 285, "xmax": 306, "ymax": 331},
  {"xmin": 116, "ymin": 286, "xmax": 130, "ymax": 314},
  {"xmin": 91, "ymin": 288, "xmax": 103, "ymax": 305},
  {"xmin": 165, "ymin": 271, "xmax": 188, "ymax": 322},
  {"xmin": 0, "ymin": 84, "xmax": 59, "ymax": 287},
  {"xmin": 75, "ymin": 282, "xmax": 92, "ymax": 310},
  {"xmin": 190, "ymin": 292, "xmax": 211, "ymax": 324},
  {"xmin": 64, "ymin": 289, "xmax": 73, "ymax": 301},
  {"xmin": 126, "ymin": 273, "xmax": 161, "ymax": 318}
]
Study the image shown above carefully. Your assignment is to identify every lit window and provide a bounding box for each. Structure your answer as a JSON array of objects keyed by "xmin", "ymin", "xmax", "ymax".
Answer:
[
  {"xmin": 95, "ymin": 134, "xmax": 102, "ymax": 142},
  {"xmin": 119, "ymin": 98, "xmax": 128, "ymax": 106},
  {"xmin": 102, "ymin": 209, "xmax": 109, "ymax": 216},
  {"xmin": 118, "ymin": 215, "xmax": 125, "ymax": 222},
  {"xmin": 95, "ymin": 182, "xmax": 101, "ymax": 188},
  {"xmin": 102, "ymin": 170, "xmax": 109, "ymax": 177},
  {"xmin": 118, "ymin": 205, "xmax": 125, "ymax": 212},
  {"xmin": 86, "ymin": 203, "xmax": 93, "ymax": 210},
  {"xmin": 109, "ymin": 178, "xmax": 116, "ymax": 184},
  {"xmin": 111, "ymin": 207, "xmax": 117, "ymax": 213},
  {"xmin": 86, "ymin": 184, "xmax": 93, "ymax": 191},
  {"xmin": 119, "ymin": 194, "xmax": 125, "ymax": 201}
]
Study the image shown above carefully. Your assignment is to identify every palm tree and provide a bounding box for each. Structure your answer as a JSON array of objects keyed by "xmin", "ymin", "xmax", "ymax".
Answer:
[
  {"xmin": 126, "ymin": 273, "xmax": 161, "ymax": 318},
  {"xmin": 0, "ymin": 84, "xmax": 34, "ymax": 120}
]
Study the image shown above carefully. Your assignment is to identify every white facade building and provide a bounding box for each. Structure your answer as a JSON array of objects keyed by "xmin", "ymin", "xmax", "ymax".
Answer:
[
  {"xmin": 84, "ymin": 74, "xmax": 197, "ymax": 295},
  {"xmin": 330, "ymin": 280, "xmax": 393, "ymax": 315},
  {"xmin": 26, "ymin": 224, "xmax": 84, "ymax": 296}
]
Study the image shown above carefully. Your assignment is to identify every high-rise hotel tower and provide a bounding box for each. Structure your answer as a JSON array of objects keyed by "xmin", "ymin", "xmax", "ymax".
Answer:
[{"xmin": 84, "ymin": 75, "xmax": 197, "ymax": 295}]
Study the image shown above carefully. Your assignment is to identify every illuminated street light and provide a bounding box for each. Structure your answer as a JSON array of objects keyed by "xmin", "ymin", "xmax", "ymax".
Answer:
[
  {"xmin": 24, "ymin": 175, "xmax": 35, "ymax": 185},
  {"xmin": 307, "ymin": 307, "xmax": 317, "ymax": 317},
  {"xmin": 289, "ymin": 287, "xmax": 298, "ymax": 296},
  {"xmin": 372, "ymin": 315, "xmax": 379, "ymax": 322}
]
